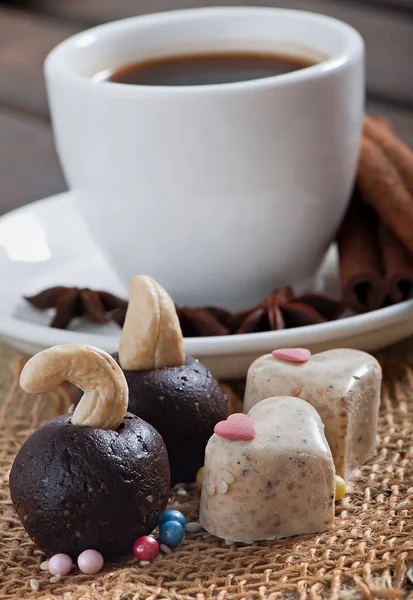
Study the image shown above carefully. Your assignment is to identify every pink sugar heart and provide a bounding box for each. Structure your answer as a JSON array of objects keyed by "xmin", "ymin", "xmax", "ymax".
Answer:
[
  {"xmin": 214, "ymin": 413, "xmax": 256, "ymax": 441},
  {"xmin": 272, "ymin": 348, "xmax": 311, "ymax": 363}
]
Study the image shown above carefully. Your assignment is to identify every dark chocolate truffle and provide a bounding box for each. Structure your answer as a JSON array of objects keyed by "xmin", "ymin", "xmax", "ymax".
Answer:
[
  {"xmin": 75, "ymin": 355, "xmax": 228, "ymax": 484},
  {"xmin": 9, "ymin": 413, "xmax": 170, "ymax": 558}
]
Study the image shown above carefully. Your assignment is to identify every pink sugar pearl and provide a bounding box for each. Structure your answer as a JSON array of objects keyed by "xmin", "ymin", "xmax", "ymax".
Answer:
[
  {"xmin": 48, "ymin": 553, "xmax": 73, "ymax": 576},
  {"xmin": 77, "ymin": 549, "xmax": 104, "ymax": 575},
  {"xmin": 272, "ymin": 348, "xmax": 311, "ymax": 363}
]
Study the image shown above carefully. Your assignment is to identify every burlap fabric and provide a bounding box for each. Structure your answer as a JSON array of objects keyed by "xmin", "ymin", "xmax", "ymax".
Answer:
[{"xmin": 1, "ymin": 341, "xmax": 413, "ymax": 600}]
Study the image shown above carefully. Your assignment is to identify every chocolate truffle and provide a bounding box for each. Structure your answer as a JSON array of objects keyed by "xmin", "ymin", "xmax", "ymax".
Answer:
[
  {"xmin": 77, "ymin": 275, "xmax": 227, "ymax": 484},
  {"xmin": 10, "ymin": 413, "xmax": 169, "ymax": 558},
  {"xmin": 10, "ymin": 344, "xmax": 170, "ymax": 558},
  {"xmin": 75, "ymin": 353, "xmax": 227, "ymax": 483}
]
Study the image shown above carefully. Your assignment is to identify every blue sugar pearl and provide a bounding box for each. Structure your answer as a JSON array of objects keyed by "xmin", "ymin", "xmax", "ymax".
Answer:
[
  {"xmin": 159, "ymin": 509, "xmax": 186, "ymax": 528},
  {"xmin": 159, "ymin": 521, "xmax": 185, "ymax": 547}
]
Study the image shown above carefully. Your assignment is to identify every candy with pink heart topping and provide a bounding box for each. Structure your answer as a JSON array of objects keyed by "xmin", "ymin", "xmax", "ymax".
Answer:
[
  {"xmin": 244, "ymin": 348, "xmax": 382, "ymax": 480},
  {"xmin": 199, "ymin": 396, "xmax": 335, "ymax": 542}
]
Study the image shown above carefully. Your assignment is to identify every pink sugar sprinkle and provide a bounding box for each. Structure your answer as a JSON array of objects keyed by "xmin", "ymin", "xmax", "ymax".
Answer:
[
  {"xmin": 214, "ymin": 413, "xmax": 256, "ymax": 441},
  {"xmin": 272, "ymin": 348, "xmax": 311, "ymax": 363}
]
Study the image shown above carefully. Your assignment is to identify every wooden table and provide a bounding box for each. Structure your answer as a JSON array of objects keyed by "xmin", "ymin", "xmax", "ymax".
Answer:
[{"xmin": 1, "ymin": 0, "xmax": 413, "ymax": 218}]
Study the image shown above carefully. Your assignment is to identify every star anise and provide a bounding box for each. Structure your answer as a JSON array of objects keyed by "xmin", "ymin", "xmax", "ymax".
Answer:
[
  {"xmin": 110, "ymin": 304, "xmax": 232, "ymax": 336},
  {"xmin": 25, "ymin": 285, "xmax": 343, "ymax": 335},
  {"xmin": 25, "ymin": 286, "xmax": 128, "ymax": 329},
  {"xmin": 168, "ymin": 288, "xmax": 342, "ymax": 336},
  {"xmin": 228, "ymin": 288, "xmax": 343, "ymax": 334},
  {"xmin": 177, "ymin": 307, "xmax": 232, "ymax": 337}
]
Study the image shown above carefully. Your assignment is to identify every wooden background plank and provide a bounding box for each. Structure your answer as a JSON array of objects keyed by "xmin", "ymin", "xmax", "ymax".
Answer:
[
  {"xmin": 0, "ymin": 108, "xmax": 66, "ymax": 214},
  {"xmin": 0, "ymin": 6, "xmax": 79, "ymax": 118},
  {"xmin": 28, "ymin": 0, "xmax": 413, "ymax": 22},
  {"xmin": 366, "ymin": 0, "xmax": 413, "ymax": 10}
]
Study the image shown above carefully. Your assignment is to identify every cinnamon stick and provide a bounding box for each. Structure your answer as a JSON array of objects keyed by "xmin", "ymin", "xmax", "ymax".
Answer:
[
  {"xmin": 378, "ymin": 224, "xmax": 413, "ymax": 303},
  {"xmin": 357, "ymin": 136, "xmax": 413, "ymax": 256},
  {"xmin": 367, "ymin": 115, "xmax": 392, "ymax": 131},
  {"xmin": 364, "ymin": 116, "xmax": 413, "ymax": 196},
  {"xmin": 337, "ymin": 191, "xmax": 385, "ymax": 313}
]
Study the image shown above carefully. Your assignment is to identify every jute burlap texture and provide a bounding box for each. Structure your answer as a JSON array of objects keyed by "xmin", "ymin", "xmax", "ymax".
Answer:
[{"xmin": 1, "ymin": 348, "xmax": 413, "ymax": 599}]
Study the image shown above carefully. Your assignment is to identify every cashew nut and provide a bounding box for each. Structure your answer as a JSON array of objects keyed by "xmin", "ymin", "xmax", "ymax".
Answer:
[
  {"xmin": 119, "ymin": 275, "xmax": 185, "ymax": 371},
  {"xmin": 20, "ymin": 344, "xmax": 128, "ymax": 430}
]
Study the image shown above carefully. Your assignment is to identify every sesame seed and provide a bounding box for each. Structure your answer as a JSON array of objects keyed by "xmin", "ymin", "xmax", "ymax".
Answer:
[
  {"xmin": 222, "ymin": 470, "xmax": 234, "ymax": 484},
  {"xmin": 30, "ymin": 579, "xmax": 39, "ymax": 592},
  {"xmin": 185, "ymin": 522, "xmax": 203, "ymax": 533},
  {"xmin": 173, "ymin": 482, "xmax": 187, "ymax": 490},
  {"xmin": 176, "ymin": 488, "xmax": 188, "ymax": 497},
  {"xmin": 40, "ymin": 561, "xmax": 49, "ymax": 571},
  {"xmin": 218, "ymin": 481, "xmax": 228, "ymax": 494},
  {"xmin": 160, "ymin": 544, "xmax": 172, "ymax": 554},
  {"xmin": 50, "ymin": 575, "xmax": 61, "ymax": 584},
  {"xmin": 139, "ymin": 560, "xmax": 151, "ymax": 566},
  {"xmin": 208, "ymin": 483, "xmax": 216, "ymax": 496}
]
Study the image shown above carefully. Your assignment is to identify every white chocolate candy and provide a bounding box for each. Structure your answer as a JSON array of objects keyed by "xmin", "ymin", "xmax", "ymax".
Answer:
[
  {"xmin": 199, "ymin": 396, "xmax": 335, "ymax": 543},
  {"xmin": 244, "ymin": 349, "xmax": 381, "ymax": 480}
]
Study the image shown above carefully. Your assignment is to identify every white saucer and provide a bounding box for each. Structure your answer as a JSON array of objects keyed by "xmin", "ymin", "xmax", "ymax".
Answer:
[{"xmin": 2, "ymin": 192, "xmax": 413, "ymax": 379}]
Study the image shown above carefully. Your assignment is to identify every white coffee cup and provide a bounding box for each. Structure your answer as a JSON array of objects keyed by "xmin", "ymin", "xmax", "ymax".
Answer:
[{"xmin": 45, "ymin": 7, "xmax": 364, "ymax": 309}]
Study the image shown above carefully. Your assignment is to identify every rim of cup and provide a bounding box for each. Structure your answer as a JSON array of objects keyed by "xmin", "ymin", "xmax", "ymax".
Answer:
[{"xmin": 45, "ymin": 6, "xmax": 364, "ymax": 96}]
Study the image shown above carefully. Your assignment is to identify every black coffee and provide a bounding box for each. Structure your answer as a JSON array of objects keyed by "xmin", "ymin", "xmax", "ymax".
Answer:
[{"xmin": 106, "ymin": 51, "xmax": 317, "ymax": 86}]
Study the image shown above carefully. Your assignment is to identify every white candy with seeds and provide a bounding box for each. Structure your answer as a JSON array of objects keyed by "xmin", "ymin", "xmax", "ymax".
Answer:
[
  {"xmin": 200, "ymin": 396, "xmax": 335, "ymax": 543},
  {"xmin": 244, "ymin": 349, "xmax": 381, "ymax": 480}
]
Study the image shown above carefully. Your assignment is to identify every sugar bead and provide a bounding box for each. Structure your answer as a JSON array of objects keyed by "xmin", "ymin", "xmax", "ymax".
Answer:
[
  {"xmin": 48, "ymin": 553, "xmax": 72, "ymax": 576},
  {"xmin": 159, "ymin": 521, "xmax": 185, "ymax": 547},
  {"xmin": 133, "ymin": 536, "xmax": 159, "ymax": 561},
  {"xmin": 335, "ymin": 475, "xmax": 346, "ymax": 501},
  {"xmin": 77, "ymin": 549, "xmax": 104, "ymax": 575},
  {"xmin": 196, "ymin": 467, "xmax": 204, "ymax": 490},
  {"xmin": 159, "ymin": 509, "xmax": 186, "ymax": 528}
]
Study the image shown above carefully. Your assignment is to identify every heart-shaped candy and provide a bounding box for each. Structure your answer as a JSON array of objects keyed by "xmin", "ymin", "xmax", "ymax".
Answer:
[
  {"xmin": 214, "ymin": 413, "xmax": 256, "ymax": 441},
  {"xmin": 245, "ymin": 349, "xmax": 382, "ymax": 479},
  {"xmin": 272, "ymin": 348, "xmax": 311, "ymax": 363},
  {"xmin": 200, "ymin": 396, "xmax": 335, "ymax": 543}
]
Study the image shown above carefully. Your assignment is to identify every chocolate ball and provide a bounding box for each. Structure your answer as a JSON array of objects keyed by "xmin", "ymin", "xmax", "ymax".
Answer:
[
  {"xmin": 75, "ymin": 355, "xmax": 227, "ymax": 484},
  {"xmin": 9, "ymin": 413, "xmax": 170, "ymax": 558}
]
